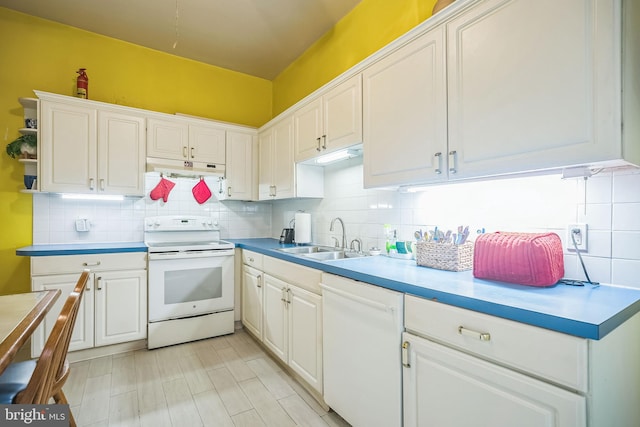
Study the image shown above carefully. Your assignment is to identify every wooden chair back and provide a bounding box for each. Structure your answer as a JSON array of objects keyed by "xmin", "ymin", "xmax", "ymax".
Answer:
[{"xmin": 15, "ymin": 270, "xmax": 90, "ymax": 405}]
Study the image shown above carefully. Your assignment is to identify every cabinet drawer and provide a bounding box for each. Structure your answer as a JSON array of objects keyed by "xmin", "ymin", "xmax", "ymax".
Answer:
[
  {"xmin": 263, "ymin": 256, "xmax": 321, "ymax": 295},
  {"xmin": 242, "ymin": 250, "xmax": 263, "ymax": 270},
  {"xmin": 405, "ymin": 295, "xmax": 588, "ymax": 392},
  {"xmin": 32, "ymin": 252, "xmax": 147, "ymax": 275}
]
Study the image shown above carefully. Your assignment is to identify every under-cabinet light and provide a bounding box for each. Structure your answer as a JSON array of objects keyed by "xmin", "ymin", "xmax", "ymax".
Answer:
[
  {"xmin": 61, "ymin": 194, "xmax": 125, "ymax": 201},
  {"xmin": 315, "ymin": 148, "xmax": 361, "ymax": 165},
  {"xmin": 561, "ymin": 167, "xmax": 593, "ymax": 179},
  {"xmin": 402, "ymin": 186, "xmax": 431, "ymax": 193}
]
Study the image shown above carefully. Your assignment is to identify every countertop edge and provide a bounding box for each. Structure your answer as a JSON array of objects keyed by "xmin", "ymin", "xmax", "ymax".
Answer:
[
  {"xmin": 230, "ymin": 239, "xmax": 640, "ymax": 340},
  {"xmin": 16, "ymin": 242, "xmax": 148, "ymax": 256}
]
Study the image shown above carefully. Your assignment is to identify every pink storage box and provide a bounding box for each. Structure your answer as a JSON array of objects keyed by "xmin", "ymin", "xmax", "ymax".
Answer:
[{"xmin": 472, "ymin": 232, "xmax": 564, "ymax": 287}]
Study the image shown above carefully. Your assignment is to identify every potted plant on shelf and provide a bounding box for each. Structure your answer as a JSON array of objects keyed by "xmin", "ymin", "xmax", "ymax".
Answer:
[
  {"xmin": 6, "ymin": 134, "xmax": 37, "ymax": 159},
  {"xmin": 6, "ymin": 134, "xmax": 38, "ymax": 189}
]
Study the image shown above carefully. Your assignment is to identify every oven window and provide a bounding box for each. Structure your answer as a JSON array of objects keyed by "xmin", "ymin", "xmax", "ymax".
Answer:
[{"xmin": 164, "ymin": 267, "xmax": 222, "ymax": 304}]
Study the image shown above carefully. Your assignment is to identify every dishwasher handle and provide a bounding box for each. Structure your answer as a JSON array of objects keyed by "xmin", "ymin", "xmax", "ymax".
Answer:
[{"xmin": 320, "ymin": 283, "xmax": 394, "ymax": 314}]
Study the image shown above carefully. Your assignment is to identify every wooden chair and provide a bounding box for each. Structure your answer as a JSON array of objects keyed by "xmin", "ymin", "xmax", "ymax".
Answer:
[{"xmin": 0, "ymin": 270, "xmax": 89, "ymax": 426}]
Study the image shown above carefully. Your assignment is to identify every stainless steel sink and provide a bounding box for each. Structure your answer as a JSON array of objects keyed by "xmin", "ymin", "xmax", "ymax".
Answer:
[
  {"xmin": 301, "ymin": 250, "xmax": 367, "ymax": 261},
  {"xmin": 276, "ymin": 245, "xmax": 336, "ymax": 254}
]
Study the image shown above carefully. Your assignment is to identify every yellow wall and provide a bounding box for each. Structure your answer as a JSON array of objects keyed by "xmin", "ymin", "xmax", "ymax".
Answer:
[
  {"xmin": 272, "ymin": 0, "xmax": 437, "ymax": 115},
  {"xmin": 0, "ymin": 0, "xmax": 438, "ymax": 295},
  {"xmin": 0, "ymin": 7, "xmax": 271, "ymax": 295}
]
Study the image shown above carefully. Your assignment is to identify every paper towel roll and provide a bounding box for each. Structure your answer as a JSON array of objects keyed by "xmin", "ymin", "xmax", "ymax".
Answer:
[{"xmin": 294, "ymin": 213, "xmax": 312, "ymax": 244}]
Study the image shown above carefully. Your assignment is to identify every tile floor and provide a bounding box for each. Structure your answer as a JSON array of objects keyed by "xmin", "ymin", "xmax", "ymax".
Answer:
[{"xmin": 64, "ymin": 330, "xmax": 350, "ymax": 427}]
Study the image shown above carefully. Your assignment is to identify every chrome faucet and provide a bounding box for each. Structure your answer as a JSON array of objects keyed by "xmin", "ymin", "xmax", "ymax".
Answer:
[
  {"xmin": 330, "ymin": 217, "xmax": 346, "ymax": 250},
  {"xmin": 350, "ymin": 238, "xmax": 363, "ymax": 253}
]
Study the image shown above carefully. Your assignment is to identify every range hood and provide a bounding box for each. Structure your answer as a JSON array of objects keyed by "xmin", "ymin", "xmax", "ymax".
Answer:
[{"xmin": 146, "ymin": 157, "xmax": 225, "ymax": 178}]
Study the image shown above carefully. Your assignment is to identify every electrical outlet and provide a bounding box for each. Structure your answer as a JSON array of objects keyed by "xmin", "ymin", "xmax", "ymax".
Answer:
[{"xmin": 567, "ymin": 223, "xmax": 588, "ymax": 252}]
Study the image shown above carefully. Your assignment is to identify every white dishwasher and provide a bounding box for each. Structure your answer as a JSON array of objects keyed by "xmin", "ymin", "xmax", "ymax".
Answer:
[{"xmin": 321, "ymin": 273, "xmax": 404, "ymax": 427}]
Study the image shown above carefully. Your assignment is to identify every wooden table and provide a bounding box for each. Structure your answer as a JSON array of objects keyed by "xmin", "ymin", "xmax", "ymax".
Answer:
[{"xmin": 0, "ymin": 290, "xmax": 61, "ymax": 374}]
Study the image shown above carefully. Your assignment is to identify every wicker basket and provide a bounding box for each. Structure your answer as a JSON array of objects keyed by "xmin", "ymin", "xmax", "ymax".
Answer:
[{"xmin": 416, "ymin": 241, "xmax": 474, "ymax": 272}]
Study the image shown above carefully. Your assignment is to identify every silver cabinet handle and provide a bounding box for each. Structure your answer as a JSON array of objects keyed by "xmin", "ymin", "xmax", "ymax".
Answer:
[
  {"xmin": 183, "ymin": 146, "xmax": 188, "ymax": 158},
  {"xmin": 281, "ymin": 287, "xmax": 287, "ymax": 303},
  {"xmin": 100, "ymin": 178, "xmax": 105, "ymax": 191},
  {"xmin": 286, "ymin": 288, "xmax": 292, "ymax": 304},
  {"xmin": 434, "ymin": 152, "xmax": 442, "ymax": 174},
  {"xmin": 402, "ymin": 341, "xmax": 411, "ymax": 367},
  {"xmin": 89, "ymin": 178, "xmax": 95, "ymax": 190},
  {"xmin": 96, "ymin": 276, "xmax": 102, "ymax": 290},
  {"xmin": 82, "ymin": 261, "xmax": 101, "ymax": 267},
  {"xmin": 227, "ymin": 187, "xmax": 232, "ymax": 197},
  {"xmin": 321, "ymin": 135, "xmax": 327, "ymax": 150},
  {"xmin": 191, "ymin": 147, "xmax": 195, "ymax": 159},
  {"xmin": 257, "ymin": 274, "xmax": 262, "ymax": 287},
  {"xmin": 458, "ymin": 325, "xmax": 491, "ymax": 341},
  {"xmin": 449, "ymin": 150, "xmax": 457, "ymax": 174},
  {"xmin": 316, "ymin": 137, "xmax": 321, "ymax": 152}
]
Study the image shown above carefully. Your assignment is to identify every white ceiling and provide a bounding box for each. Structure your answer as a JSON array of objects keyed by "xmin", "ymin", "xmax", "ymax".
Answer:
[{"xmin": 0, "ymin": 0, "xmax": 362, "ymax": 80}]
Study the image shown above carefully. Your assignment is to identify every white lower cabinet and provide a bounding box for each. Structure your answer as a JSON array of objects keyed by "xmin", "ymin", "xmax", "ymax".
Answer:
[
  {"xmin": 30, "ymin": 253, "xmax": 147, "ymax": 357},
  {"xmin": 262, "ymin": 274, "xmax": 289, "ymax": 361},
  {"xmin": 241, "ymin": 251, "xmax": 323, "ymax": 394},
  {"xmin": 402, "ymin": 332, "xmax": 585, "ymax": 427},
  {"xmin": 241, "ymin": 264, "xmax": 263, "ymax": 339},
  {"xmin": 404, "ymin": 294, "xmax": 640, "ymax": 427}
]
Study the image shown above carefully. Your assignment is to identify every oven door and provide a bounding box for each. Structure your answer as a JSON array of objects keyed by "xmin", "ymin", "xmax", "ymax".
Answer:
[{"xmin": 148, "ymin": 250, "xmax": 234, "ymax": 322}]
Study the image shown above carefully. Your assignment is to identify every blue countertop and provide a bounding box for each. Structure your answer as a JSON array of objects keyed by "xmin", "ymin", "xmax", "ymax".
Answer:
[
  {"xmin": 16, "ymin": 242, "xmax": 148, "ymax": 256},
  {"xmin": 229, "ymin": 238, "xmax": 640, "ymax": 340}
]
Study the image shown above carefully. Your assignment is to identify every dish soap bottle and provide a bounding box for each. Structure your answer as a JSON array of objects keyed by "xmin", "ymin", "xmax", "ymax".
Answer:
[{"xmin": 384, "ymin": 224, "xmax": 397, "ymax": 254}]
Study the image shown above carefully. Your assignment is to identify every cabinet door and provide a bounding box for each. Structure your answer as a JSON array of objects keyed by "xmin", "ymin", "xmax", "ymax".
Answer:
[
  {"xmin": 147, "ymin": 117, "xmax": 189, "ymax": 160},
  {"xmin": 31, "ymin": 274, "xmax": 94, "ymax": 357},
  {"xmin": 258, "ymin": 127, "xmax": 274, "ymax": 200},
  {"xmin": 189, "ymin": 124, "xmax": 226, "ymax": 164},
  {"xmin": 97, "ymin": 110, "xmax": 146, "ymax": 196},
  {"xmin": 40, "ymin": 100, "xmax": 97, "ymax": 193},
  {"xmin": 94, "ymin": 270, "xmax": 147, "ymax": 347},
  {"xmin": 446, "ymin": 0, "xmax": 618, "ymax": 179},
  {"xmin": 226, "ymin": 130, "xmax": 256, "ymax": 200},
  {"xmin": 294, "ymin": 98, "xmax": 323, "ymax": 162},
  {"xmin": 262, "ymin": 274, "xmax": 288, "ymax": 362},
  {"xmin": 241, "ymin": 265, "xmax": 263, "ymax": 339},
  {"xmin": 323, "ymin": 74, "xmax": 362, "ymax": 153},
  {"xmin": 271, "ymin": 117, "xmax": 295, "ymax": 199},
  {"xmin": 363, "ymin": 27, "xmax": 447, "ymax": 188},
  {"xmin": 288, "ymin": 284, "xmax": 322, "ymax": 394},
  {"xmin": 402, "ymin": 332, "xmax": 586, "ymax": 427}
]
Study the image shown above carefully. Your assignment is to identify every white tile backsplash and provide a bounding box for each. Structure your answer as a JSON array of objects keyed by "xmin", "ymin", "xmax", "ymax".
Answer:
[
  {"xmin": 613, "ymin": 202, "xmax": 640, "ymax": 231},
  {"xmin": 273, "ymin": 160, "xmax": 639, "ymax": 287},
  {"xmin": 32, "ymin": 163, "xmax": 640, "ymax": 287},
  {"xmin": 611, "ymin": 259, "xmax": 640, "ymax": 289},
  {"xmin": 32, "ymin": 173, "xmax": 272, "ymax": 244}
]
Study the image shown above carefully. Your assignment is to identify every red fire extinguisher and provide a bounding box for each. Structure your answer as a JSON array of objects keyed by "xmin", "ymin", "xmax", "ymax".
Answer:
[{"xmin": 76, "ymin": 68, "xmax": 88, "ymax": 99}]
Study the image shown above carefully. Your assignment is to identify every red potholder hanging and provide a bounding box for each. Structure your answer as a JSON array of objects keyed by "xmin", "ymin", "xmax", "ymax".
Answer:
[
  {"xmin": 150, "ymin": 177, "xmax": 176, "ymax": 202},
  {"xmin": 192, "ymin": 178, "xmax": 212, "ymax": 204}
]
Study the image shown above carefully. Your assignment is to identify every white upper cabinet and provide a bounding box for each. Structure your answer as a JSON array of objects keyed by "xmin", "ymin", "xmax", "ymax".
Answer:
[
  {"xmin": 189, "ymin": 123, "xmax": 226, "ymax": 164},
  {"xmin": 295, "ymin": 74, "xmax": 363, "ymax": 163},
  {"xmin": 39, "ymin": 93, "xmax": 145, "ymax": 196},
  {"xmin": 362, "ymin": 0, "xmax": 638, "ymax": 188},
  {"xmin": 225, "ymin": 129, "xmax": 257, "ymax": 200},
  {"xmin": 147, "ymin": 117, "xmax": 226, "ymax": 165},
  {"xmin": 446, "ymin": 0, "xmax": 626, "ymax": 180},
  {"xmin": 363, "ymin": 27, "xmax": 447, "ymax": 188},
  {"xmin": 97, "ymin": 110, "xmax": 146, "ymax": 195},
  {"xmin": 259, "ymin": 117, "xmax": 295, "ymax": 200}
]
